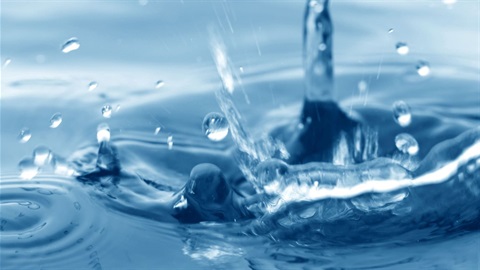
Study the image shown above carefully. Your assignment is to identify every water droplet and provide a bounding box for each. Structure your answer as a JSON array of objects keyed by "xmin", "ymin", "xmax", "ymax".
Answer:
[
  {"xmin": 3, "ymin": 58, "xmax": 12, "ymax": 68},
  {"xmin": 49, "ymin": 113, "xmax": 63, "ymax": 128},
  {"xmin": 61, "ymin": 37, "xmax": 80, "ymax": 53},
  {"xmin": 167, "ymin": 135, "xmax": 173, "ymax": 150},
  {"xmin": 357, "ymin": 80, "xmax": 368, "ymax": 93},
  {"xmin": 18, "ymin": 128, "xmax": 32, "ymax": 143},
  {"xmin": 88, "ymin": 81, "xmax": 98, "ymax": 91},
  {"xmin": 388, "ymin": 28, "xmax": 394, "ymax": 34},
  {"xmin": 416, "ymin": 61, "xmax": 430, "ymax": 77},
  {"xmin": 97, "ymin": 123, "xmax": 110, "ymax": 143},
  {"xmin": 33, "ymin": 146, "xmax": 52, "ymax": 166},
  {"xmin": 18, "ymin": 158, "xmax": 39, "ymax": 180},
  {"xmin": 101, "ymin": 105, "xmax": 112, "ymax": 118},
  {"xmin": 395, "ymin": 133, "xmax": 419, "ymax": 155},
  {"xmin": 202, "ymin": 112, "xmax": 229, "ymax": 141},
  {"xmin": 154, "ymin": 127, "xmax": 161, "ymax": 135},
  {"xmin": 239, "ymin": 67, "xmax": 244, "ymax": 73},
  {"xmin": 155, "ymin": 80, "xmax": 165, "ymax": 89},
  {"xmin": 392, "ymin": 100, "xmax": 412, "ymax": 127},
  {"xmin": 395, "ymin": 42, "xmax": 409, "ymax": 55}
]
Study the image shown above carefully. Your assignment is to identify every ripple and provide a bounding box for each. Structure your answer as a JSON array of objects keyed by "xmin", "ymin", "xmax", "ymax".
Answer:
[{"xmin": 0, "ymin": 175, "xmax": 108, "ymax": 269}]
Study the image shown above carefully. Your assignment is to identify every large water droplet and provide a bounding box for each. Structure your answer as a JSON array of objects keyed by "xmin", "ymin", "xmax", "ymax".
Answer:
[
  {"xmin": 49, "ymin": 113, "xmax": 63, "ymax": 128},
  {"xmin": 18, "ymin": 158, "xmax": 39, "ymax": 180},
  {"xmin": 155, "ymin": 80, "xmax": 165, "ymax": 89},
  {"xmin": 416, "ymin": 61, "xmax": 430, "ymax": 77},
  {"xmin": 392, "ymin": 101, "xmax": 412, "ymax": 127},
  {"xmin": 97, "ymin": 123, "xmax": 110, "ymax": 143},
  {"xmin": 88, "ymin": 81, "xmax": 98, "ymax": 91},
  {"xmin": 395, "ymin": 133, "xmax": 419, "ymax": 156},
  {"xmin": 202, "ymin": 112, "xmax": 229, "ymax": 141},
  {"xmin": 33, "ymin": 146, "xmax": 52, "ymax": 166},
  {"xmin": 18, "ymin": 128, "xmax": 32, "ymax": 143},
  {"xmin": 61, "ymin": 37, "xmax": 80, "ymax": 53},
  {"xmin": 101, "ymin": 105, "xmax": 112, "ymax": 118},
  {"xmin": 167, "ymin": 136, "xmax": 173, "ymax": 150},
  {"xmin": 395, "ymin": 42, "xmax": 409, "ymax": 55}
]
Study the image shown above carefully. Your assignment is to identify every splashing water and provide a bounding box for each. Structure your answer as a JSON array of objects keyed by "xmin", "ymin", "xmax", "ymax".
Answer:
[{"xmin": 2, "ymin": 1, "xmax": 480, "ymax": 269}]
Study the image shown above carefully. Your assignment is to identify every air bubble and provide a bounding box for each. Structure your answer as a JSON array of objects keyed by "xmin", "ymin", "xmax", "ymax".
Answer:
[
  {"xmin": 49, "ymin": 113, "xmax": 63, "ymax": 128},
  {"xmin": 97, "ymin": 123, "xmax": 110, "ymax": 143},
  {"xmin": 18, "ymin": 128, "xmax": 32, "ymax": 143},
  {"xmin": 61, "ymin": 37, "xmax": 80, "ymax": 53},
  {"xmin": 101, "ymin": 105, "xmax": 112, "ymax": 118},
  {"xmin": 416, "ymin": 61, "xmax": 430, "ymax": 77},
  {"xmin": 395, "ymin": 42, "xmax": 409, "ymax": 55},
  {"xmin": 395, "ymin": 133, "xmax": 419, "ymax": 156},
  {"xmin": 202, "ymin": 112, "xmax": 229, "ymax": 141},
  {"xmin": 392, "ymin": 100, "xmax": 412, "ymax": 127},
  {"xmin": 18, "ymin": 158, "xmax": 39, "ymax": 180}
]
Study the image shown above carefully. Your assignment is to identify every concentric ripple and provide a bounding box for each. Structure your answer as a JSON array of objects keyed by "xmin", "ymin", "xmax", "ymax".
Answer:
[{"xmin": 0, "ymin": 175, "xmax": 108, "ymax": 269}]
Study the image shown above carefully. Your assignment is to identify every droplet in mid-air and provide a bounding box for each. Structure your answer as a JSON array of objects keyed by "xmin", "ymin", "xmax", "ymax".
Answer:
[
  {"xmin": 167, "ymin": 135, "xmax": 173, "ymax": 150},
  {"xmin": 88, "ymin": 81, "xmax": 98, "ymax": 91},
  {"xmin": 33, "ymin": 146, "xmax": 52, "ymax": 166},
  {"xmin": 154, "ymin": 127, "xmax": 161, "ymax": 135},
  {"xmin": 155, "ymin": 80, "xmax": 165, "ymax": 89},
  {"xmin": 202, "ymin": 112, "xmax": 229, "ymax": 141},
  {"xmin": 395, "ymin": 42, "xmax": 409, "ymax": 55},
  {"xmin": 61, "ymin": 37, "xmax": 80, "ymax": 53},
  {"xmin": 102, "ymin": 105, "xmax": 112, "ymax": 118},
  {"xmin": 416, "ymin": 61, "xmax": 430, "ymax": 77},
  {"xmin": 3, "ymin": 58, "xmax": 12, "ymax": 68},
  {"xmin": 49, "ymin": 113, "xmax": 63, "ymax": 128},
  {"xmin": 357, "ymin": 80, "xmax": 368, "ymax": 93},
  {"xmin": 392, "ymin": 100, "xmax": 412, "ymax": 127},
  {"xmin": 395, "ymin": 133, "xmax": 419, "ymax": 156},
  {"xmin": 18, "ymin": 128, "xmax": 32, "ymax": 143},
  {"xmin": 97, "ymin": 123, "xmax": 110, "ymax": 143},
  {"xmin": 18, "ymin": 158, "xmax": 39, "ymax": 180},
  {"xmin": 388, "ymin": 28, "xmax": 394, "ymax": 34}
]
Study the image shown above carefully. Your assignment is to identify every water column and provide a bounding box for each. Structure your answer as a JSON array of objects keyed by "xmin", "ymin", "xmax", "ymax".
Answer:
[{"xmin": 303, "ymin": 0, "xmax": 333, "ymax": 101}]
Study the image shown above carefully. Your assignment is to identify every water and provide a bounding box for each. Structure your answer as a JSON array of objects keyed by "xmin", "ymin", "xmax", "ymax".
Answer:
[{"xmin": 2, "ymin": 1, "xmax": 480, "ymax": 269}]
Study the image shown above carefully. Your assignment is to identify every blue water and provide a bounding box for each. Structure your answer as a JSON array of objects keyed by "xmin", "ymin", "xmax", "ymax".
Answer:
[{"xmin": 1, "ymin": 1, "xmax": 480, "ymax": 269}]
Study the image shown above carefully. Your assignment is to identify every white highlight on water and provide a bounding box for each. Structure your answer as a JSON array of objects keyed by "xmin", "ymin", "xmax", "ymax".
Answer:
[
  {"xmin": 61, "ymin": 37, "xmax": 80, "ymax": 53},
  {"xmin": 49, "ymin": 113, "xmax": 63, "ymax": 128}
]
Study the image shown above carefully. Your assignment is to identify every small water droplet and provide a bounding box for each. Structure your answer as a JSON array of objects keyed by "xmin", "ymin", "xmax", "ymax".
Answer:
[
  {"xmin": 173, "ymin": 195, "xmax": 188, "ymax": 209},
  {"xmin": 357, "ymin": 80, "xmax": 368, "ymax": 93},
  {"xmin": 442, "ymin": 0, "xmax": 457, "ymax": 5},
  {"xmin": 167, "ymin": 136, "xmax": 173, "ymax": 150},
  {"xmin": 52, "ymin": 156, "xmax": 76, "ymax": 176},
  {"xmin": 33, "ymin": 146, "xmax": 52, "ymax": 166},
  {"xmin": 154, "ymin": 127, "xmax": 161, "ymax": 135},
  {"xmin": 155, "ymin": 80, "xmax": 165, "ymax": 89},
  {"xmin": 202, "ymin": 112, "xmax": 229, "ymax": 141},
  {"xmin": 61, "ymin": 37, "xmax": 80, "ymax": 53},
  {"xmin": 18, "ymin": 128, "xmax": 32, "ymax": 143},
  {"xmin": 18, "ymin": 158, "xmax": 39, "ymax": 180},
  {"xmin": 388, "ymin": 28, "xmax": 394, "ymax": 34},
  {"xmin": 416, "ymin": 61, "xmax": 430, "ymax": 77},
  {"xmin": 101, "ymin": 105, "xmax": 112, "ymax": 118},
  {"xmin": 88, "ymin": 81, "xmax": 98, "ymax": 91},
  {"xmin": 395, "ymin": 133, "xmax": 419, "ymax": 155},
  {"xmin": 74, "ymin": 202, "xmax": 81, "ymax": 210},
  {"xmin": 392, "ymin": 100, "xmax": 412, "ymax": 127},
  {"xmin": 395, "ymin": 42, "xmax": 409, "ymax": 55},
  {"xmin": 115, "ymin": 105, "xmax": 121, "ymax": 112},
  {"xmin": 97, "ymin": 123, "xmax": 110, "ymax": 143},
  {"xmin": 49, "ymin": 113, "xmax": 63, "ymax": 128},
  {"xmin": 239, "ymin": 67, "xmax": 244, "ymax": 73},
  {"xmin": 3, "ymin": 58, "xmax": 12, "ymax": 68}
]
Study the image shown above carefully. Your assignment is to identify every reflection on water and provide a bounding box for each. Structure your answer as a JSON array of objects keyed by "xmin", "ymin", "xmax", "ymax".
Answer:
[{"xmin": 1, "ymin": 1, "xmax": 480, "ymax": 269}]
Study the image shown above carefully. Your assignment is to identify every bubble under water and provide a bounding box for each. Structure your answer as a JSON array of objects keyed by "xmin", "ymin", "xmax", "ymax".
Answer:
[{"xmin": 202, "ymin": 112, "xmax": 229, "ymax": 141}]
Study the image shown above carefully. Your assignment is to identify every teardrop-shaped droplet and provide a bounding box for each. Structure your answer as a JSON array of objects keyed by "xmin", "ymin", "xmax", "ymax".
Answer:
[
  {"xmin": 202, "ymin": 112, "xmax": 229, "ymax": 141},
  {"xmin": 154, "ymin": 127, "xmax": 161, "ymax": 135},
  {"xmin": 61, "ymin": 37, "xmax": 80, "ymax": 53},
  {"xmin": 18, "ymin": 158, "xmax": 39, "ymax": 180},
  {"xmin": 97, "ymin": 123, "xmax": 110, "ymax": 143},
  {"xmin": 18, "ymin": 128, "xmax": 32, "ymax": 143},
  {"xmin": 416, "ymin": 61, "xmax": 430, "ymax": 77},
  {"xmin": 395, "ymin": 133, "xmax": 419, "ymax": 156},
  {"xmin": 88, "ymin": 81, "xmax": 98, "ymax": 91},
  {"xmin": 49, "ymin": 113, "xmax": 63, "ymax": 128},
  {"xmin": 33, "ymin": 146, "xmax": 52, "ymax": 166},
  {"xmin": 395, "ymin": 42, "xmax": 409, "ymax": 55},
  {"xmin": 102, "ymin": 105, "xmax": 112, "ymax": 118},
  {"xmin": 392, "ymin": 100, "xmax": 412, "ymax": 127}
]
